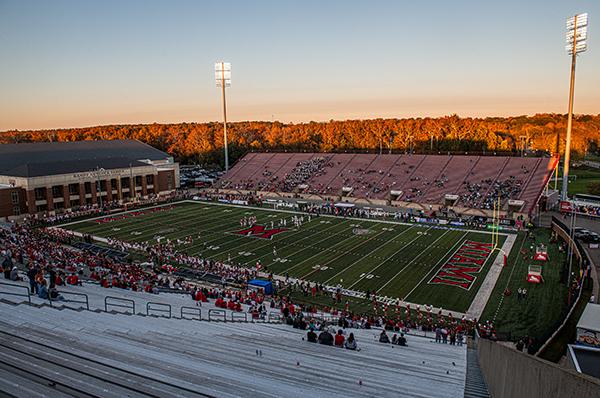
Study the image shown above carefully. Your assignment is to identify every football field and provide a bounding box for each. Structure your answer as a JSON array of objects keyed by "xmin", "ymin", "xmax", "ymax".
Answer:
[{"xmin": 60, "ymin": 200, "xmax": 511, "ymax": 313}]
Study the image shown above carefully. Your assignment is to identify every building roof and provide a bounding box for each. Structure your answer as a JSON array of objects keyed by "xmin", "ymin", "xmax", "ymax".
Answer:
[
  {"xmin": 0, "ymin": 140, "xmax": 171, "ymax": 177},
  {"xmin": 568, "ymin": 345, "xmax": 600, "ymax": 379},
  {"xmin": 578, "ymin": 303, "xmax": 600, "ymax": 332}
]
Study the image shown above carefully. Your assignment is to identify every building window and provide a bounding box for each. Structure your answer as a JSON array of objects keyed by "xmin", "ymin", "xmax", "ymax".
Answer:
[
  {"xmin": 10, "ymin": 191, "xmax": 19, "ymax": 205},
  {"xmin": 52, "ymin": 185, "xmax": 63, "ymax": 197},
  {"xmin": 146, "ymin": 175, "xmax": 154, "ymax": 185},
  {"xmin": 34, "ymin": 188, "xmax": 46, "ymax": 200},
  {"xmin": 111, "ymin": 179, "xmax": 118, "ymax": 190},
  {"xmin": 12, "ymin": 206, "xmax": 20, "ymax": 216},
  {"xmin": 121, "ymin": 177, "xmax": 130, "ymax": 188},
  {"xmin": 99, "ymin": 180, "xmax": 107, "ymax": 192},
  {"xmin": 84, "ymin": 182, "xmax": 92, "ymax": 194},
  {"xmin": 69, "ymin": 184, "xmax": 79, "ymax": 195},
  {"xmin": 167, "ymin": 174, "xmax": 173, "ymax": 190},
  {"xmin": 36, "ymin": 204, "xmax": 47, "ymax": 212},
  {"xmin": 135, "ymin": 176, "xmax": 143, "ymax": 186}
]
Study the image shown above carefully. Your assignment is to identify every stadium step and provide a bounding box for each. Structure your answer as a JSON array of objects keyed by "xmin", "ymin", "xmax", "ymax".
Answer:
[
  {"xmin": 464, "ymin": 347, "xmax": 490, "ymax": 398},
  {"xmin": 0, "ymin": 299, "xmax": 469, "ymax": 398}
]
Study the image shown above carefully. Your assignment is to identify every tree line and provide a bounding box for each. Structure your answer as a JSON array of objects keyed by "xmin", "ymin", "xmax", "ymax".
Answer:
[{"xmin": 1, "ymin": 113, "xmax": 598, "ymax": 167}]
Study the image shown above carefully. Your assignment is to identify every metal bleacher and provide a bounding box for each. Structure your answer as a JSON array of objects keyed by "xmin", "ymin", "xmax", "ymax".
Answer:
[{"xmin": 0, "ymin": 281, "xmax": 471, "ymax": 398}]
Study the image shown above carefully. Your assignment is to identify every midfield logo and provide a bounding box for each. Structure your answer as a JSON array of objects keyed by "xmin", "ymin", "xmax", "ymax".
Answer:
[
  {"xmin": 232, "ymin": 225, "xmax": 288, "ymax": 240},
  {"xmin": 428, "ymin": 240, "xmax": 494, "ymax": 290}
]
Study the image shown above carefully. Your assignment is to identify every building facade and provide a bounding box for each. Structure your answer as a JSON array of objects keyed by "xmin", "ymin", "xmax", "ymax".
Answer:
[{"xmin": 0, "ymin": 140, "xmax": 179, "ymax": 217}]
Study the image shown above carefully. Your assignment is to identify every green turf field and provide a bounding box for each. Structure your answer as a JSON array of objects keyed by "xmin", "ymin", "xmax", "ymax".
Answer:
[{"xmin": 60, "ymin": 200, "xmax": 509, "ymax": 313}]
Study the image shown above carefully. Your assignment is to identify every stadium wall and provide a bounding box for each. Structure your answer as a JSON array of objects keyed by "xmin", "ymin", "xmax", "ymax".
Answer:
[{"xmin": 476, "ymin": 337, "xmax": 600, "ymax": 398}]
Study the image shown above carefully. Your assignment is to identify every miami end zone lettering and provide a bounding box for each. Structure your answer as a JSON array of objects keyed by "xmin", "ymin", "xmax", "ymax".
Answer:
[
  {"xmin": 429, "ymin": 240, "xmax": 494, "ymax": 290},
  {"xmin": 232, "ymin": 225, "xmax": 287, "ymax": 239}
]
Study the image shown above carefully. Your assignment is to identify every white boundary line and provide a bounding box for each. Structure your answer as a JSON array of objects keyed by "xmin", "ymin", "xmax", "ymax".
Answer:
[
  {"xmin": 466, "ymin": 233, "xmax": 517, "ymax": 319},
  {"xmin": 376, "ymin": 229, "xmax": 451, "ymax": 293},
  {"xmin": 403, "ymin": 231, "xmax": 470, "ymax": 300},
  {"xmin": 54, "ymin": 198, "xmax": 515, "ymax": 317}
]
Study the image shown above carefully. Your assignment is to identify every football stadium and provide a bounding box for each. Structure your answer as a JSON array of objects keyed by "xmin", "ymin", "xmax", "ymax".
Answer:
[{"xmin": 1, "ymin": 3, "xmax": 599, "ymax": 398}]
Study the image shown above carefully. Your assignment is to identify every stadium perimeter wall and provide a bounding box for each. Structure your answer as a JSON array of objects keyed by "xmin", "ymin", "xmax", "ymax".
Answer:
[
  {"xmin": 208, "ymin": 188, "xmax": 519, "ymax": 219},
  {"xmin": 476, "ymin": 337, "xmax": 600, "ymax": 398}
]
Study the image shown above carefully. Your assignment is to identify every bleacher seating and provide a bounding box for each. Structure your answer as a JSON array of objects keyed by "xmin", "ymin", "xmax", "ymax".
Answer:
[
  {"xmin": 219, "ymin": 153, "xmax": 558, "ymax": 212},
  {"xmin": 0, "ymin": 282, "xmax": 468, "ymax": 398}
]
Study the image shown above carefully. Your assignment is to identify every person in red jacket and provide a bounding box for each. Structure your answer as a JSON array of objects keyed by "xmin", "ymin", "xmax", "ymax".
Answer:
[
  {"xmin": 215, "ymin": 297, "xmax": 224, "ymax": 308},
  {"xmin": 66, "ymin": 274, "xmax": 80, "ymax": 285},
  {"xmin": 334, "ymin": 329, "xmax": 345, "ymax": 347}
]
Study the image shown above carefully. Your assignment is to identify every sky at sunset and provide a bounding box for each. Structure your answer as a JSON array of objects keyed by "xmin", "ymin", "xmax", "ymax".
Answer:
[{"xmin": 0, "ymin": 0, "xmax": 598, "ymax": 131}]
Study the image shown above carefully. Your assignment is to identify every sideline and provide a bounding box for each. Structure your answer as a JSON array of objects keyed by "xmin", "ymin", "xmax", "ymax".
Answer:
[{"xmin": 466, "ymin": 233, "xmax": 517, "ymax": 318}]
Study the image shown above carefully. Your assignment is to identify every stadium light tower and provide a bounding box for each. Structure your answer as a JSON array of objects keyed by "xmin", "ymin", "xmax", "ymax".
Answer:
[
  {"xmin": 562, "ymin": 13, "xmax": 588, "ymax": 201},
  {"xmin": 215, "ymin": 62, "xmax": 231, "ymax": 171}
]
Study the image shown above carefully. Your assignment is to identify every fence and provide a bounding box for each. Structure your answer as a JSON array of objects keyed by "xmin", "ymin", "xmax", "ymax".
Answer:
[
  {"xmin": 147, "ymin": 302, "xmax": 172, "ymax": 318},
  {"xmin": 50, "ymin": 291, "xmax": 89, "ymax": 310},
  {"xmin": 476, "ymin": 336, "xmax": 600, "ymax": 398},
  {"xmin": 104, "ymin": 296, "xmax": 136, "ymax": 314},
  {"xmin": 0, "ymin": 282, "xmax": 286, "ymax": 325},
  {"xmin": 208, "ymin": 309, "xmax": 227, "ymax": 322},
  {"xmin": 181, "ymin": 306, "xmax": 202, "ymax": 321},
  {"xmin": 0, "ymin": 282, "xmax": 31, "ymax": 304},
  {"xmin": 531, "ymin": 217, "xmax": 591, "ymax": 353}
]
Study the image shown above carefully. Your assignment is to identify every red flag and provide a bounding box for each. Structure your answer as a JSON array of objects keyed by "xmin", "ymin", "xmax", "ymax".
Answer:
[{"xmin": 503, "ymin": 254, "xmax": 507, "ymax": 267}]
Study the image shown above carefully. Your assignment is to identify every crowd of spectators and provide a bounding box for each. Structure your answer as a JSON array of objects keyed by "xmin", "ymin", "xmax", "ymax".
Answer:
[
  {"xmin": 254, "ymin": 156, "xmax": 333, "ymax": 193},
  {"xmin": 460, "ymin": 176, "xmax": 524, "ymax": 210},
  {"xmin": 219, "ymin": 154, "xmax": 543, "ymax": 212}
]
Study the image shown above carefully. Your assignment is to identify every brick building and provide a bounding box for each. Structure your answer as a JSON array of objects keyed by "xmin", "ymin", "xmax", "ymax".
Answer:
[{"xmin": 0, "ymin": 140, "xmax": 179, "ymax": 217}]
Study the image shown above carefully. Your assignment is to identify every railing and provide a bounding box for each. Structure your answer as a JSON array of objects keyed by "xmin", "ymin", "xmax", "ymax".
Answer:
[
  {"xmin": 50, "ymin": 291, "xmax": 89, "ymax": 310},
  {"xmin": 146, "ymin": 302, "xmax": 172, "ymax": 318},
  {"xmin": 104, "ymin": 296, "xmax": 135, "ymax": 314},
  {"xmin": 230, "ymin": 311, "xmax": 247, "ymax": 322},
  {"xmin": 0, "ymin": 282, "xmax": 31, "ymax": 304},
  {"xmin": 268, "ymin": 311, "xmax": 282, "ymax": 323},
  {"xmin": 180, "ymin": 306, "xmax": 202, "ymax": 321},
  {"xmin": 208, "ymin": 309, "xmax": 226, "ymax": 322}
]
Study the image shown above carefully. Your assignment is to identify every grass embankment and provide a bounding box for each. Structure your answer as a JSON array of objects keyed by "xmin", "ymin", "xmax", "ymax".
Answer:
[{"xmin": 480, "ymin": 228, "xmax": 569, "ymax": 351}]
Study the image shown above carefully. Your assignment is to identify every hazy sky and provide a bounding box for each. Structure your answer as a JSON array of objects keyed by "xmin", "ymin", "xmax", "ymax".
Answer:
[{"xmin": 0, "ymin": 0, "xmax": 598, "ymax": 131}]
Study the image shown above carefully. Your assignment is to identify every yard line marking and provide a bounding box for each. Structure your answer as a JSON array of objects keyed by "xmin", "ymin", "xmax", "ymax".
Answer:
[
  {"xmin": 403, "ymin": 231, "xmax": 469, "ymax": 300},
  {"xmin": 186, "ymin": 199, "xmax": 509, "ymax": 237},
  {"xmin": 376, "ymin": 229, "xmax": 451, "ymax": 293},
  {"xmin": 217, "ymin": 219, "xmax": 347, "ymax": 262},
  {"xmin": 244, "ymin": 221, "xmax": 354, "ymax": 266},
  {"xmin": 346, "ymin": 226, "xmax": 422, "ymax": 289},
  {"xmin": 321, "ymin": 228, "xmax": 404, "ymax": 284},
  {"xmin": 200, "ymin": 214, "xmax": 320, "ymax": 257},
  {"xmin": 286, "ymin": 224, "xmax": 381, "ymax": 275}
]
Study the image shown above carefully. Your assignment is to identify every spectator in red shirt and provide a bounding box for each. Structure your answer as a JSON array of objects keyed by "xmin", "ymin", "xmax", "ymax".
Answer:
[
  {"xmin": 66, "ymin": 274, "xmax": 80, "ymax": 286},
  {"xmin": 334, "ymin": 329, "xmax": 345, "ymax": 347}
]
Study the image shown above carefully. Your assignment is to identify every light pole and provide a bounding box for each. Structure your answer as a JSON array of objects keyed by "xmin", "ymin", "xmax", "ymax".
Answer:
[
  {"xmin": 215, "ymin": 62, "xmax": 231, "ymax": 172},
  {"xmin": 561, "ymin": 13, "xmax": 588, "ymax": 201}
]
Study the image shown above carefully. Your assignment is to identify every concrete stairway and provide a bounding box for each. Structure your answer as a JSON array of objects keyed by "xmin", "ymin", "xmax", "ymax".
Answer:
[
  {"xmin": 0, "ymin": 299, "xmax": 467, "ymax": 398},
  {"xmin": 464, "ymin": 347, "xmax": 490, "ymax": 398}
]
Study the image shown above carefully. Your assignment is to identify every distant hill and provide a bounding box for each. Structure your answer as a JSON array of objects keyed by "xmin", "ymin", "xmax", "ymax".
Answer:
[{"xmin": 1, "ymin": 114, "xmax": 598, "ymax": 166}]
